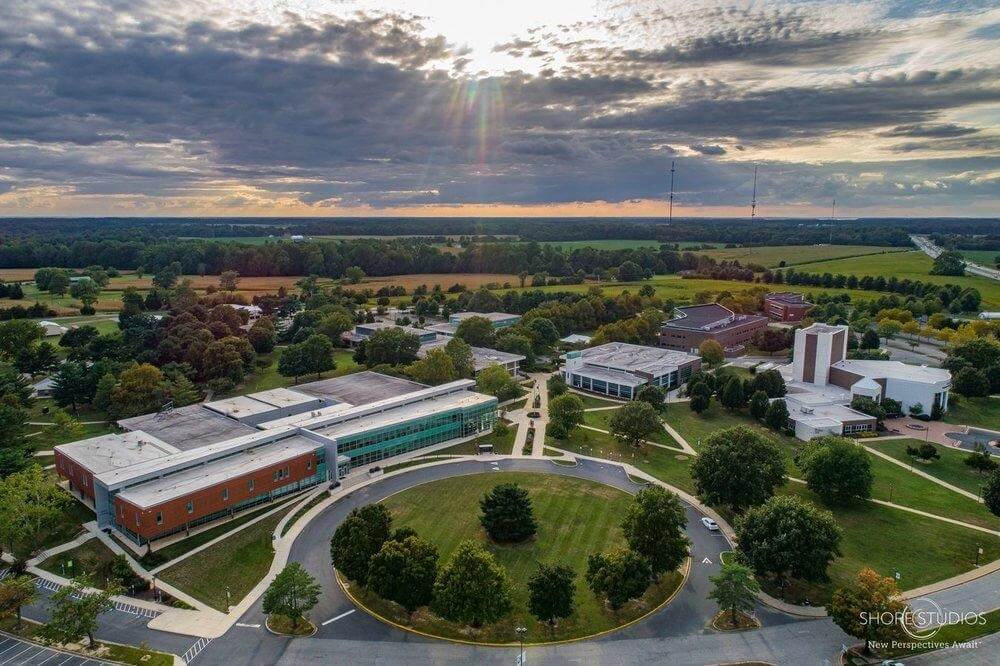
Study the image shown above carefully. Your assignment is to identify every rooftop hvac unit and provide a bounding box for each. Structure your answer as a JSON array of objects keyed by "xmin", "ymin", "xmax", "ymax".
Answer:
[{"xmin": 800, "ymin": 406, "xmax": 814, "ymax": 414}]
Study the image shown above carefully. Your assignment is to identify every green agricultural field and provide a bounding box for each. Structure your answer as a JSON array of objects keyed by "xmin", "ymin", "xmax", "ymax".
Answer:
[
  {"xmin": 158, "ymin": 502, "xmax": 298, "ymax": 611},
  {"xmin": 376, "ymin": 471, "xmax": 683, "ymax": 643},
  {"xmin": 695, "ymin": 245, "xmax": 904, "ymax": 268},
  {"xmin": 868, "ymin": 438, "xmax": 996, "ymax": 496},
  {"xmin": 958, "ymin": 249, "xmax": 1000, "ymax": 267},
  {"xmin": 775, "ymin": 482, "xmax": 1000, "ymax": 604},
  {"xmin": 785, "ymin": 250, "xmax": 1000, "ymax": 309}
]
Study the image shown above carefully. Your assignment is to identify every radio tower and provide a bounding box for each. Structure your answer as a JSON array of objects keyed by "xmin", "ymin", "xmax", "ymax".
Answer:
[
  {"xmin": 668, "ymin": 160, "xmax": 676, "ymax": 222},
  {"xmin": 831, "ymin": 198, "xmax": 836, "ymax": 219},
  {"xmin": 748, "ymin": 164, "xmax": 758, "ymax": 261}
]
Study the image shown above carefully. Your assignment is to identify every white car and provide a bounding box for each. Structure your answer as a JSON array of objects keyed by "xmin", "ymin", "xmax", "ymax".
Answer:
[{"xmin": 701, "ymin": 517, "xmax": 719, "ymax": 531}]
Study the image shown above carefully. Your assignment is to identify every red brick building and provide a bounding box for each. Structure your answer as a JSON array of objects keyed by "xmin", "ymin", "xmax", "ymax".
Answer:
[
  {"xmin": 763, "ymin": 292, "xmax": 813, "ymax": 322},
  {"xmin": 659, "ymin": 303, "xmax": 768, "ymax": 356}
]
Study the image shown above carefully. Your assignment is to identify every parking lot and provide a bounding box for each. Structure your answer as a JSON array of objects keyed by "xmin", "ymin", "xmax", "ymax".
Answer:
[{"xmin": 0, "ymin": 636, "xmax": 111, "ymax": 666}]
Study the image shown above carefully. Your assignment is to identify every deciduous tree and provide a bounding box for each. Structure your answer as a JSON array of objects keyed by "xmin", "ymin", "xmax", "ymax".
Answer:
[
  {"xmin": 698, "ymin": 339, "xmax": 725, "ymax": 366},
  {"xmin": 406, "ymin": 348, "xmax": 457, "ymax": 385},
  {"xmin": 262, "ymin": 562, "xmax": 321, "ymax": 630},
  {"xmin": 528, "ymin": 564, "xmax": 576, "ymax": 629},
  {"xmin": 0, "ymin": 575, "xmax": 37, "ymax": 629},
  {"xmin": 432, "ymin": 540, "xmax": 512, "ymax": 626},
  {"xmin": 454, "ymin": 316, "xmax": 495, "ymax": 347},
  {"xmin": 42, "ymin": 576, "xmax": 118, "ymax": 647},
  {"xmin": 691, "ymin": 426, "xmax": 786, "ymax": 512},
  {"xmin": 585, "ymin": 548, "xmax": 651, "ymax": 611},
  {"xmin": 709, "ymin": 561, "xmax": 760, "ymax": 627},
  {"xmin": 797, "ymin": 436, "xmax": 874, "ymax": 505},
  {"xmin": 547, "ymin": 393, "xmax": 584, "ymax": 439},
  {"xmin": 367, "ymin": 535, "xmax": 439, "ymax": 613},
  {"xmin": 828, "ymin": 568, "xmax": 906, "ymax": 655},
  {"xmin": 330, "ymin": 504, "xmax": 392, "ymax": 586},
  {"xmin": 475, "ymin": 364, "xmax": 521, "ymax": 401},
  {"xmin": 621, "ymin": 487, "xmax": 689, "ymax": 577},
  {"xmin": 764, "ymin": 399, "xmax": 788, "ymax": 431},
  {"xmin": 608, "ymin": 401, "xmax": 662, "ymax": 449}
]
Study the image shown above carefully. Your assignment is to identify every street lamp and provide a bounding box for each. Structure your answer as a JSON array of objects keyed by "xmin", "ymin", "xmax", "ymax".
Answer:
[
  {"xmin": 515, "ymin": 626, "xmax": 527, "ymax": 665},
  {"xmin": 226, "ymin": 586, "xmax": 232, "ymax": 608}
]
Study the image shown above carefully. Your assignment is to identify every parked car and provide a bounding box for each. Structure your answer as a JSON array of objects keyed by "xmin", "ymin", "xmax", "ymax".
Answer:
[{"xmin": 701, "ymin": 517, "xmax": 719, "ymax": 531}]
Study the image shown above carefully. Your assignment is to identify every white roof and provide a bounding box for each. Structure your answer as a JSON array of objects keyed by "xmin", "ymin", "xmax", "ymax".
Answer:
[
  {"xmin": 450, "ymin": 312, "xmax": 519, "ymax": 323},
  {"xmin": 418, "ymin": 339, "xmax": 524, "ymax": 370},
  {"xmin": 245, "ymin": 388, "xmax": 317, "ymax": 409},
  {"xmin": 567, "ymin": 342, "xmax": 698, "ymax": 377},
  {"xmin": 56, "ymin": 431, "xmax": 178, "ymax": 475},
  {"xmin": 203, "ymin": 395, "xmax": 277, "ymax": 419},
  {"xmin": 560, "ymin": 334, "xmax": 592, "ymax": 344},
  {"xmin": 116, "ymin": 434, "xmax": 318, "ymax": 509},
  {"xmin": 785, "ymin": 399, "xmax": 875, "ymax": 427},
  {"xmin": 832, "ymin": 359, "xmax": 950, "ymax": 384},
  {"xmin": 257, "ymin": 402, "xmax": 356, "ymax": 429}
]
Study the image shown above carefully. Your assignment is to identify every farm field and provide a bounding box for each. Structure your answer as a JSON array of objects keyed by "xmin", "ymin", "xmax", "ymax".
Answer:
[
  {"xmin": 958, "ymin": 249, "xmax": 999, "ymax": 267},
  {"xmin": 374, "ymin": 471, "xmax": 683, "ymax": 643},
  {"xmin": 786, "ymin": 250, "xmax": 1000, "ymax": 309},
  {"xmin": 694, "ymin": 244, "xmax": 904, "ymax": 268}
]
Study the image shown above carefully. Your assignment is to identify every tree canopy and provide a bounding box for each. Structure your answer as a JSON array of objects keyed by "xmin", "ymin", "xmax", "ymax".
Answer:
[{"xmin": 691, "ymin": 426, "xmax": 786, "ymax": 512}]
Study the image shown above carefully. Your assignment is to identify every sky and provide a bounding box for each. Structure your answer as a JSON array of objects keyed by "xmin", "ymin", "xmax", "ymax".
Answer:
[{"xmin": 0, "ymin": 0, "xmax": 997, "ymax": 218}]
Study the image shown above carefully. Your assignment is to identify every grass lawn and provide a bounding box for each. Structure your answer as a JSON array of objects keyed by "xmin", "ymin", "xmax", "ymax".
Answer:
[
  {"xmin": 540, "ymin": 239, "xmax": 663, "ymax": 251},
  {"xmin": 158, "ymin": 502, "xmax": 298, "ymax": 611},
  {"xmin": 547, "ymin": 427, "xmax": 697, "ymax": 494},
  {"xmin": 39, "ymin": 538, "xmax": 119, "ymax": 586},
  {"xmin": 28, "ymin": 421, "xmax": 115, "ymax": 451},
  {"xmin": 582, "ymin": 408, "xmax": 682, "ymax": 448},
  {"xmin": 237, "ymin": 348, "xmax": 361, "ymax": 394},
  {"xmin": 787, "ymin": 250, "xmax": 1000, "ymax": 309},
  {"xmin": 863, "ymin": 451, "xmax": 998, "ymax": 530},
  {"xmin": 384, "ymin": 456, "xmax": 454, "ymax": 473},
  {"xmin": 571, "ymin": 392, "xmax": 623, "ymax": 409},
  {"xmin": 958, "ymin": 249, "xmax": 1000, "ymax": 267},
  {"xmin": 420, "ymin": 426, "xmax": 517, "ymax": 456},
  {"xmin": 365, "ymin": 471, "xmax": 683, "ymax": 643},
  {"xmin": 36, "ymin": 498, "xmax": 94, "ymax": 552},
  {"xmin": 773, "ymin": 483, "xmax": 1000, "ymax": 604},
  {"xmin": 941, "ymin": 395, "xmax": 1000, "ymax": 430},
  {"xmin": 885, "ymin": 608, "xmax": 1000, "ymax": 659},
  {"xmin": 696, "ymin": 245, "xmax": 903, "ymax": 268},
  {"xmin": 868, "ymin": 438, "xmax": 995, "ymax": 497}
]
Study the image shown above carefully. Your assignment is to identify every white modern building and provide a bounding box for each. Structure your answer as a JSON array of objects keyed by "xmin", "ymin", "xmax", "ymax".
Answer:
[
  {"xmin": 417, "ymin": 338, "xmax": 525, "ymax": 376},
  {"xmin": 793, "ymin": 323, "xmax": 951, "ymax": 415},
  {"xmin": 560, "ymin": 342, "xmax": 701, "ymax": 399},
  {"xmin": 426, "ymin": 311, "xmax": 521, "ymax": 336}
]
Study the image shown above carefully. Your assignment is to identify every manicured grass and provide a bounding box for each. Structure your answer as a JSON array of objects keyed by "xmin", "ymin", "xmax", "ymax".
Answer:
[
  {"xmin": 788, "ymin": 250, "xmax": 1000, "ymax": 309},
  {"xmin": 369, "ymin": 471, "xmax": 683, "ymax": 643},
  {"xmin": 941, "ymin": 395, "xmax": 1000, "ymax": 430},
  {"xmin": 39, "ymin": 538, "xmax": 119, "ymax": 586},
  {"xmin": 774, "ymin": 483, "xmax": 1000, "ymax": 604},
  {"xmin": 238, "ymin": 348, "xmax": 361, "ymax": 394},
  {"xmin": 572, "ymin": 392, "xmax": 623, "ymax": 409},
  {"xmin": 421, "ymin": 426, "xmax": 516, "ymax": 456},
  {"xmin": 696, "ymin": 245, "xmax": 903, "ymax": 268},
  {"xmin": 547, "ymin": 427, "xmax": 697, "ymax": 494},
  {"xmin": 868, "ymin": 438, "xmax": 995, "ymax": 496},
  {"xmin": 384, "ymin": 456, "xmax": 453, "ymax": 473},
  {"xmin": 582, "ymin": 408, "xmax": 682, "ymax": 448},
  {"xmin": 280, "ymin": 491, "xmax": 332, "ymax": 537},
  {"xmin": 863, "ymin": 451, "xmax": 998, "ymax": 530},
  {"xmin": 158, "ymin": 502, "xmax": 298, "ymax": 611},
  {"xmin": 28, "ymin": 421, "xmax": 115, "ymax": 452},
  {"xmin": 958, "ymin": 249, "xmax": 1000, "ymax": 267}
]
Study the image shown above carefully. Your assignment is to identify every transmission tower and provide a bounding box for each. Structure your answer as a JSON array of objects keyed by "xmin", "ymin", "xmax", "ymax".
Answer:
[
  {"xmin": 668, "ymin": 160, "xmax": 676, "ymax": 222},
  {"xmin": 748, "ymin": 164, "xmax": 758, "ymax": 261}
]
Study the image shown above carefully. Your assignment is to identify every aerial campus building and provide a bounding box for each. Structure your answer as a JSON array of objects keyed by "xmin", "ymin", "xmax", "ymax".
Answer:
[
  {"xmin": 781, "ymin": 323, "xmax": 951, "ymax": 440},
  {"xmin": 55, "ymin": 372, "xmax": 497, "ymax": 545},
  {"xmin": 659, "ymin": 303, "xmax": 768, "ymax": 356},
  {"xmin": 416, "ymin": 338, "xmax": 525, "ymax": 376},
  {"xmin": 560, "ymin": 342, "xmax": 701, "ymax": 399},
  {"xmin": 763, "ymin": 292, "xmax": 813, "ymax": 322},
  {"xmin": 425, "ymin": 311, "xmax": 521, "ymax": 336}
]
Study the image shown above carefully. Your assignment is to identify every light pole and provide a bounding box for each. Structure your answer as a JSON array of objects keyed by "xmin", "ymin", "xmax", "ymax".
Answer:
[
  {"xmin": 515, "ymin": 625, "xmax": 527, "ymax": 665},
  {"xmin": 226, "ymin": 586, "xmax": 232, "ymax": 608}
]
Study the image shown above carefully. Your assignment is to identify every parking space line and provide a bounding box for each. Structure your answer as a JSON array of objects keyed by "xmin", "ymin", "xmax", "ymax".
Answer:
[
  {"xmin": 321, "ymin": 609, "xmax": 356, "ymax": 625},
  {"xmin": 0, "ymin": 646, "xmax": 36, "ymax": 665}
]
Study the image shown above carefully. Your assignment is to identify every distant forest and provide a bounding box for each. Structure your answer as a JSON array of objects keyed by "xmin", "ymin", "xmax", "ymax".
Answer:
[{"xmin": 0, "ymin": 217, "xmax": 996, "ymax": 278}]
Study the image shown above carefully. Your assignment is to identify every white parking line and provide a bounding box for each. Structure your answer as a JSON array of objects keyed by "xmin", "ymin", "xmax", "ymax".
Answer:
[
  {"xmin": 35, "ymin": 652, "xmax": 61, "ymax": 666},
  {"xmin": 321, "ymin": 609, "xmax": 356, "ymax": 625},
  {"xmin": 0, "ymin": 646, "xmax": 36, "ymax": 665}
]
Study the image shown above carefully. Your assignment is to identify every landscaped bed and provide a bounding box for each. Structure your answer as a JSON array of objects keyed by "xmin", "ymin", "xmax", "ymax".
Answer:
[
  {"xmin": 347, "ymin": 472, "xmax": 685, "ymax": 643},
  {"xmin": 38, "ymin": 538, "xmax": 119, "ymax": 586}
]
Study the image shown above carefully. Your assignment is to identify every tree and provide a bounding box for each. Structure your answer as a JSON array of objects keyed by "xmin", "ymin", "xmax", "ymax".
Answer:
[
  {"xmin": 278, "ymin": 343, "xmax": 309, "ymax": 382},
  {"xmin": 16, "ymin": 341, "xmax": 59, "ymax": 376},
  {"xmin": 527, "ymin": 317, "xmax": 560, "ymax": 352},
  {"xmin": 953, "ymin": 367, "xmax": 990, "ymax": 398},
  {"xmin": 585, "ymin": 548, "xmax": 651, "ymax": 610},
  {"xmin": 301, "ymin": 333, "xmax": 336, "ymax": 379},
  {"xmin": 92, "ymin": 372, "xmax": 116, "ymax": 413},
  {"xmin": 69, "ymin": 279, "xmax": 101, "ymax": 311},
  {"xmin": 262, "ymin": 562, "xmax": 321, "ymax": 630},
  {"xmin": 0, "ymin": 320, "xmax": 43, "ymax": 361},
  {"xmin": 59, "ymin": 325, "xmax": 99, "ymax": 354},
  {"xmin": 0, "ymin": 400, "xmax": 31, "ymax": 477},
  {"xmin": 432, "ymin": 540, "xmax": 512, "ymax": 626},
  {"xmin": 219, "ymin": 270, "xmax": 240, "ymax": 291},
  {"xmin": 247, "ymin": 317, "xmax": 278, "ymax": 353},
  {"xmin": 443, "ymin": 336, "xmax": 475, "ymax": 378},
  {"xmin": 621, "ymin": 487, "xmax": 690, "ymax": 577},
  {"xmin": 930, "ymin": 250, "xmax": 965, "ymax": 276},
  {"xmin": 0, "ymin": 465, "xmax": 70, "ymax": 564},
  {"xmin": 689, "ymin": 382, "xmax": 711, "ymax": 414},
  {"xmin": 860, "ymin": 328, "xmax": 880, "ymax": 349},
  {"xmin": 547, "ymin": 374, "xmax": 567, "ymax": 399},
  {"xmin": 964, "ymin": 444, "xmax": 998, "ymax": 474},
  {"xmin": 42, "ymin": 576, "xmax": 117, "ymax": 647},
  {"xmin": 475, "ymin": 364, "xmax": 521, "ymax": 401},
  {"xmin": 479, "ymin": 483, "xmax": 537, "ymax": 543},
  {"xmin": 905, "ymin": 442, "xmax": 940, "ymax": 462},
  {"xmin": 547, "ymin": 393, "xmax": 584, "ymax": 439},
  {"xmin": 608, "ymin": 400, "xmax": 662, "ymax": 448},
  {"xmin": 616, "ymin": 260, "xmax": 643, "ymax": 282},
  {"xmin": 736, "ymin": 495, "xmax": 842, "ymax": 584},
  {"xmin": 367, "ymin": 535, "xmax": 439, "ymax": 613},
  {"xmin": 751, "ymin": 369, "xmax": 786, "ymax": 398},
  {"xmin": 691, "ymin": 426, "xmax": 786, "ymax": 512},
  {"xmin": 797, "ymin": 436, "xmax": 874, "ymax": 505},
  {"xmin": 983, "ymin": 468, "xmax": 1000, "ymax": 517},
  {"xmin": 709, "ymin": 562, "xmax": 760, "ymax": 627},
  {"xmin": 698, "ymin": 339, "xmax": 725, "ymax": 366},
  {"xmin": 764, "ymin": 399, "xmax": 788, "ymax": 431},
  {"xmin": 168, "ymin": 374, "xmax": 201, "ymax": 407},
  {"xmin": 0, "ymin": 575, "xmax": 37, "ymax": 630},
  {"xmin": 749, "ymin": 390, "xmax": 769, "ymax": 420},
  {"xmin": 110, "ymin": 363, "xmax": 166, "ymax": 418},
  {"xmin": 344, "ymin": 266, "xmax": 366, "ymax": 284},
  {"xmin": 330, "ymin": 504, "xmax": 392, "ymax": 586},
  {"xmin": 52, "ymin": 361, "xmax": 91, "ymax": 413},
  {"xmin": 316, "ymin": 312, "xmax": 354, "ymax": 346},
  {"xmin": 363, "ymin": 328, "xmax": 421, "ymax": 367},
  {"xmin": 635, "ymin": 384, "xmax": 666, "ymax": 412},
  {"xmin": 46, "ymin": 270, "xmax": 70, "ymax": 297},
  {"xmin": 407, "ymin": 348, "xmax": 457, "ymax": 385},
  {"xmin": 152, "ymin": 261, "xmax": 182, "ymax": 289},
  {"xmin": 454, "ymin": 316, "xmax": 495, "ymax": 347},
  {"xmin": 719, "ymin": 376, "xmax": 745, "ymax": 411},
  {"xmin": 50, "ymin": 409, "xmax": 84, "ymax": 442},
  {"xmin": 528, "ymin": 564, "xmax": 576, "ymax": 629},
  {"xmin": 828, "ymin": 568, "xmax": 906, "ymax": 655}
]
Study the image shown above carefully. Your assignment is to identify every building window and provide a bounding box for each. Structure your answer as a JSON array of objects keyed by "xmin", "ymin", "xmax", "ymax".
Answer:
[
  {"xmin": 156, "ymin": 512, "xmax": 163, "ymax": 525},
  {"xmin": 135, "ymin": 514, "xmax": 140, "ymax": 527},
  {"xmin": 307, "ymin": 460, "xmax": 312, "ymax": 470},
  {"xmin": 222, "ymin": 488, "xmax": 229, "ymax": 501},
  {"xmin": 248, "ymin": 479, "xmax": 255, "ymax": 492},
  {"xmin": 186, "ymin": 500, "xmax": 194, "ymax": 514}
]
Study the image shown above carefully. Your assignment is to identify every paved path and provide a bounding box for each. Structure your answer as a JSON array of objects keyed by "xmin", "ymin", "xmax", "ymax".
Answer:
[
  {"xmin": 529, "ymin": 372, "xmax": 551, "ymax": 457},
  {"xmin": 0, "ymin": 635, "xmax": 112, "ymax": 666},
  {"xmin": 863, "ymin": 443, "xmax": 983, "ymax": 501}
]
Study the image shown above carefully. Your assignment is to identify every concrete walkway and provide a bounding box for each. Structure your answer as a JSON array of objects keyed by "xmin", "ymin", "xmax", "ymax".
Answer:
[
  {"xmin": 529, "ymin": 372, "xmax": 551, "ymax": 457},
  {"xmin": 863, "ymin": 443, "xmax": 983, "ymax": 502},
  {"xmin": 579, "ymin": 424, "xmax": 688, "ymax": 453}
]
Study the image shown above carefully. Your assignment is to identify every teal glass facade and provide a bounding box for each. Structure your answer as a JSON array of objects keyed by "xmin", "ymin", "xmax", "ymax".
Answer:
[{"xmin": 335, "ymin": 400, "xmax": 498, "ymax": 470}]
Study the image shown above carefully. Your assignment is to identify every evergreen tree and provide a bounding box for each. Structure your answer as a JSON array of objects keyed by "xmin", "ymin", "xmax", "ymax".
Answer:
[
  {"xmin": 719, "ymin": 377, "xmax": 745, "ymax": 411},
  {"xmin": 764, "ymin": 399, "xmax": 789, "ymax": 431},
  {"xmin": 52, "ymin": 361, "xmax": 92, "ymax": 413},
  {"xmin": 749, "ymin": 390, "xmax": 769, "ymax": 420},
  {"xmin": 479, "ymin": 483, "xmax": 538, "ymax": 543}
]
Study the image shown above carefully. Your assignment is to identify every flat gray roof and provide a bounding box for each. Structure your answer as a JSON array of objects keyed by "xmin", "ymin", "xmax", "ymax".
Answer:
[
  {"xmin": 118, "ymin": 404, "xmax": 259, "ymax": 450},
  {"xmin": 295, "ymin": 371, "xmax": 427, "ymax": 406},
  {"xmin": 450, "ymin": 311, "xmax": 520, "ymax": 323},
  {"xmin": 419, "ymin": 339, "xmax": 525, "ymax": 370},
  {"xmin": 56, "ymin": 431, "xmax": 178, "ymax": 475},
  {"xmin": 663, "ymin": 303, "xmax": 767, "ymax": 332},
  {"xmin": 569, "ymin": 342, "xmax": 699, "ymax": 377}
]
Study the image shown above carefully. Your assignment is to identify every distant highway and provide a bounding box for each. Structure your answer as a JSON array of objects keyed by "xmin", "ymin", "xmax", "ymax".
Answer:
[{"xmin": 911, "ymin": 235, "xmax": 1000, "ymax": 282}]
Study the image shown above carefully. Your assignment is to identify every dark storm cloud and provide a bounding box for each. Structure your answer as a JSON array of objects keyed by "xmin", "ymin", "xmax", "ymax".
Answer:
[{"xmin": 0, "ymin": 1, "xmax": 996, "ymax": 213}]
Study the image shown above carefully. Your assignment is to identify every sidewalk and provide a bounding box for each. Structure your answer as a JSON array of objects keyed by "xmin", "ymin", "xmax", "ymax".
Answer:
[{"xmin": 863, "ymin": 444, "xmax": 982, "ymax": 502}]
